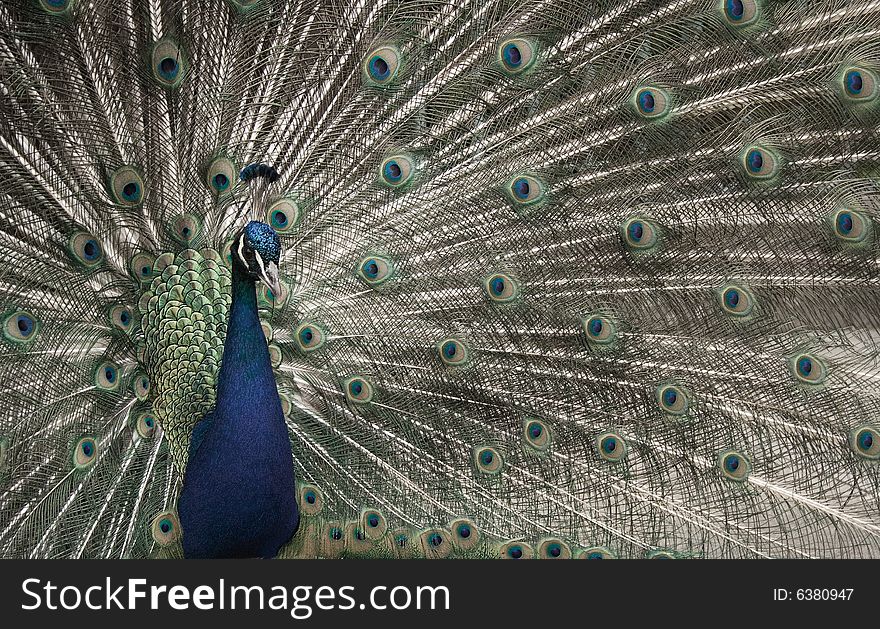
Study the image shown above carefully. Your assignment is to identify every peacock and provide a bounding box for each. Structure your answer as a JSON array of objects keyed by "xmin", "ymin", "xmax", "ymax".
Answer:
[{"xmin": 1, "ymin": 0, "xmax": 880, "ymax": 560}]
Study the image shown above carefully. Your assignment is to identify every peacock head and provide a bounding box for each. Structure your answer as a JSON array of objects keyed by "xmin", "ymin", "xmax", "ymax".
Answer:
[{"xmin": 233, "ymin": 221, "xmax": 282, "ymax": 298}]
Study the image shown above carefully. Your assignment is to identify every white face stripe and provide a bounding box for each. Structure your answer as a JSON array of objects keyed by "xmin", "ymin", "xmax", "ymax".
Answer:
[
  {"xmin": 236, "ymin": 235, "xmax": 247, "ymax": 269},
  {"xmin": 253, "ymin": 249, "xmax": 268, "ymax": 278}
]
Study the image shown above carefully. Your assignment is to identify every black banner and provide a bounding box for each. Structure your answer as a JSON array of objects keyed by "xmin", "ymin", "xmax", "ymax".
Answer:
[{"xmin": 0, "ymin": 559, "xmax": 872, "ymax": 626}]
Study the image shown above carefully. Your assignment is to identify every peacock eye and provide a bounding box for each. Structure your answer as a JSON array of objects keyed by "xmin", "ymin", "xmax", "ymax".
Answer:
[
  {"xmin": 597, "ymin": 431, "xmax": 628, "ymax": 462},
  {"xmin": 73, "ymin": 437, "xmax": 98, "ymax": 469},
  {"xmin": 719, "ymin": 284, "xmax": 755, "ymax": 316},
  {"xmin": 151, "ymin": 511, "xmax": 181, "ymax": 546},
  {"xmin": 484, "ymin": 273, "xmax": 518, "ymax": 302},
  {"xmin": 4, "ymin": 310, "xmax": 38, "ymax": 343},
  {"xmin": 721, "ymin": 0, "xmax": 759, "ymax": 25},
  {"xmin": 840, "ymin": 67, "xmax": 877, "ymax": 101},
  {"xmin": 474, "ymin": 446, "xmax": 503, "ymax": 474},
  {"xmin": 507, "ymin": 174, "xmax": 545, "ymax": 206},
  {"xmin": 133, "ymin": 371, "xmax": 150, "ymax": 401},
  {"xmin": 152, "ymin": 40, "xmax": 186, "ymax": 87},
  {"xmin": 344, "ymin": 376, "xmax": 374, "ymax": 403},
  {"xmin": 129, "ymin": 252, "xmax": 156, "ymax": 283},
  {"xmin": 791, "ymin": 353, "xmax": 827, "ymax": 385},
  {"xmin": 498, "ymin": 37, "xmax": 538, "ymax": 75},
  {"xmin": 831, "ymin": 208, "xmax": 870, "ymax": 243},
  {"xmin": 633, "ymin": 86, "xmax": 671, "ymax": 119},
  {"xmin": 206, "ymin": 157, "xmax": 236, "ymax": 195},
  {"xmin": 364, "ymin": 46, "xmax": 401, "ymax": 85},
  {"xmin": 719, "ymin": 450, "xmax": 751, "ymax": 481},
  {"xmin": 109, "ymin": 305, "xmax": 133, "ymax": 332},
  {"xmin": 266, "ymin": 199, "xmax": 299, "ymax": 233},
  {"xmin": 40, "ymin": 0, "xmax": 72, "ymax": 13},
  {"xmin": 111, "ymin": 166, "xmax": 145, "ymax": 205},
  {"xmin": 523, "ymin": 417, "xmax": 552, "ymax": 450},
  {"xmin": 68, "ymin": 231, "xmax": 104, "ymax": 267},
  {"xmin": 95, "ymin": 361, "xmax": 121, "ymax": 391},
  {"xmin": 295, "ymin": 322, "xmax": 326, "ymax": 352},
  {"xmin": 538, "ymin": 538, "xmax": 571, "ymax": 559},
  {"xmin": 358, "ymin": 255, "xmax": 393, "ymax": 285},
  {"xmin": 583, "ymin": 314, "xmax": 616, "ymax": 344},
  {"xmin": 380, "ymin": 155, "xmax": 414, "ymax": 188},
  {"xmin": 501, "ymin": 541, "xmax": 533, "ymax": 559},
  {"xmin": 170, "ymin": 214, "xmax": 201, "ymax": 244},
  {"xmin": 578, "ymin": 547, "xmax": 616, "ymax": 559},
  {"xmin": 657, "ymin": 383, "xmax": 689, "ymax": 415},
  {"xmin": 135, "ymin": 412, "xmax": 156, "ymax": 439},
  {"xmin": 622, "ymin": 218, "xmax": 658, "ymax": 250},
  {"xmin": 741, "ymin": 145, "xmax": 779, "ymax": 179},
  {"xmin": 850, "ymin": 426, "xmax": 880, "ymax": 460},
  {"xmin": 439, "ymin": 338, "xmax": 469, "ymax": 366}
]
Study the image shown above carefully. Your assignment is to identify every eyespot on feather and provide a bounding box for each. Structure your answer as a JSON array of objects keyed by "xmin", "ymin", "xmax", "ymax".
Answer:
[
  {"xmin": 583, "ymin": 313, "xmax": 617, "ymax": 345},
  {"xmin": 364, "ymin": 46, "xmax": 401, "ymax": 86},
  {"xmin": 506, "ymin": 174, "xmax": 546, "ymax": 208},
  {"xmin": 110, "ymin": 166, "xmax": 145, "ymax": 206},
  {"xmin": 497, "ymin": 37, "xmax": 538, "ymax": 76},
  {"xmin": 656, "ymin": 382, "xmax": 690, "ymax": 416},
  {"xmin": 484, "ymin": 273, "xmax": 519, "ymax": 303},
  {"xmin": 134, "ymin": 411, "xmax": 157, "ymax": 439},
  {"xmin": 206, "ymin": 157, "xmax": 236, "ymax": 195},
  {"xmin": 4, "ymin": 310, "xmax": 38, "ymax": 343},
  {"xmin": 439, "ymin": 338, "xmax": 470, "ymax": 366},
  {"xmin": 449, "ymin": 518, "xmax": 481, "ymax": 552},
  {"xmin": 151, "ymin": 511, "xmax": 181, "ymax": 546},
  {"xmin": 632, "ymin": 86, "xmax": 671, "ymax": 119},
  {"xmin": 419, "ymin": 528, "xmax": 453, "ymax": 558},
  {"xmin": 718, "ymin": 284, "xmax": 755, "ymax": 316},
  {"xmin": 379, "ymin": 154, "xmax": 415, "ymax": 188},
  {"xmin": 621, "ymin": 218, "xmax": 659, "ymax": 250},
  {"xmin": 499, "ymin": 540, "xmax": 534, "ymax": 559},
  {"xmin": 73, "ymin": 436, "xmax": 98, "ymax": 469},
  {"xmin": 266, "ymin": 198, "xmax": 300, "ymax": 233},
  {"xmin": 522, "ymin": 417, "xmax": 552, "ymax": 451},
  {"xmin": 830, "ymin": 208, "xmax": 871, "ymax": 243},
  {"xmin": 576, "ymin": 546, "xmax": 616, "ymax": 559},
  {"xmin": 129, "ymin": 252, "xmax": 157, "ymax": 283},
  {"xmin": 850, "ymin": 426, "xmax": 880, "ymax": 460},
  {"xmin": 741, "ymin": 145, "xmax": 779, "ymax": 180},
  {"xmin": 358, "ymin": 255, "xmax": 394, "ymax": 286},
  {"xmin": 152, "ymin": 39, "xmax": 186, "ymax": 87},
  {"xmin": 344, "ymin": 376, "xmax": 374, "ymax": 404},
  {"xmin": 790, "ymin": 353, "xmax": 827, "ymax": 385},
  {"xmin": 538, "ymin": 537, "xmax": 571, "ymax": 559},
  {"xmin": 299, "ymin": 485, "xmax": 324, "ymax": 516},
  {"xmin": 718, "ymin": 449, "xmax": 751, "ymax": 481},
  {"xmin": 596, "ymin": 431, "xmax": 628, "ymax": 462},
  {"xmin": 68, "ymin": 231, "xmax": 103, "ymax": 268},
  {"xmin": 474, "ymin": 446, "xmax": 503, "ymax": 474},
  {"xmin": 360, "ymin": 509, "xmax": 388, "ymax": 541},
  {"xmin": 95, "ymin": 361, "xmax": 121, "ymax": 391},
  {"xmin": 720, "ymin": 0, "xmax": 759, "ymax": 26},
  {"xmin": 295, "ymin": 322, "xmax": 326, "ymax": 352}
]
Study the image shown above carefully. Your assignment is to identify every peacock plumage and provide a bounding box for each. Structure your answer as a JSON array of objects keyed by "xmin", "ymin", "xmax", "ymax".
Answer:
[{"xmin": 1, "ymin": 0, "xmax": 880, "ymax": 559}]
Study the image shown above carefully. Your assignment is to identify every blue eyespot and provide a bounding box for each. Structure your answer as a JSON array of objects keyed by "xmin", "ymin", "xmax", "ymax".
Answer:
[
  {"xmin": 837, "ymin": 211, "xmax": 853, "ymax": 234},
  {"xmin": 797, "ymin": 356, "xmax": 812, "ymax": 377},
  {"xmin": 457, "ymin": 524, "xmax": 471, "ymax": 539},
  {"xmin": 547, "ymin": 543, "xmax": 561, "ymax": 558},
  {"xmin": 663, "ymin": 388, "xmax": 677, "ymax": 406},
  {"xmin": 122, "ymin": 182, "xmax": 139, "ymax": 202},
  {"xmin": 350, "ymin": 380, "xmax": 362, "ymax": 396},
  {"xmin": 502, "ymin": 43, "xmax": 522, "ymax": 68},
  {"xmin": 396, "ymin": 534, "xmax": 408, "ymax": 547},
  {"xmin": 145, "ymin": 417, "xmax": 154, "ymax": 427},
  {"xmin": 364, "ymin": 46, "xmax": 400, "ymax": 85},
  {"xmin": 305, "ymin": 491, "xmax": 316, "ymax": 504},
  {"xmin": 17, "ymin": 315, "xmax": 34, "ymax": 336},
  {"xmin": 301, "ymin": 328, "xmax": 313, "ymax": 343},
  {"xmin": 529, "ymin": 422, "xmax": 542, "ymax": 439},
  {"xmin": 628, "ymin": 221, "xmax": 644, "ymax": 241},
  {"xmin": 512, "ymin": 177, "xmax": 530, "ymax": 199},
  {"xmin": 370, "ymin": 56, "xmax": 389, "ymax": 80},
  {"xmin": 383, "ymin": 160, "xmax": 402, "ymax": 182},
  {"xmin": 657, "ymin": 383, "xmax": 688, "ymax": 415},
  {"xmin": 443, "ymin": 341, "xmax": 457, "ymax": 359},
  {"xmin": 602, "ymin": 436, "xmax": 617, "ymax": 454},
  {"xmin": 330, "ymin": 527, "xmax": 343, "ymax": 541},
  {"xmin": 213, "ymin": 173, "xmax": 229, "ymax": 191},
  {"xmin": 747, "ymin": 149, "xmax": 763, "ymax": 173},
  {"xmin": 364, "ymin": 259, "xmax": 379, "ymax": 278},
  {"xmin": 845, "ymin": 70, "xmax": 863, "ymax": 96},
  {"xmin": 497, "ymin": 38, "xmax": 537, "ymax": 75},
  {"xmin": 851, "ymin": 427, "xmax": 880, "ymax": 459},
  {"xmin": 272, "ymin": 210, "xmax": 288, "ymax": 228},
  {"xmin": 428, "ymin": 533, "xmax": 443, "ymax": 547},
  {"xmin": 158, "ymin": 57, "xmax": 179, "ymax": 81},
  {"xmin": 83, "ymin": 240, "xmax": 100, "ymax": 261},
  {"xmin": 159, "ymin": 518, "xmax": 173, "ymax": 534},
  {"xmin": 719, "ymin": 450, "xmax": 751, "ymax": 481},
  {"xmin": 480, "ymin": 450, "xmax": 493, "ymax": 465},
  {"xmin": 791, "ymin": 353, "xmax": 827, "ymax": 384},
  {"xmin": 637, "ymin": 89, "xmax": 655, "ymax": 113},
  {"xmin": 724, "ymin": 289, "xmax": 739, "ymax": 308},
  {"xmin": 508, "ymin": 546, "xmax": 523, "ymax": 559},
  {"xmin": 367, "ymin": 514, "xmax": 380, "ymax": 528},
  {"xmin": 726, "ymin": 0, "xmax": 744, "ymax": 20},
  {"xmin": 491, "ymin": 277, "xmax": 505, "ymax": 295},
  {"xmin": 589, "ymin": 318, "xmax": 602, "ymax": 336},
  {"xmin": 74, "ymin": 437, "xmax": 97, "ymax": 468},
  {"xmin": 296, "ymin": 322, "xmax": 325, "ymax": 352}
]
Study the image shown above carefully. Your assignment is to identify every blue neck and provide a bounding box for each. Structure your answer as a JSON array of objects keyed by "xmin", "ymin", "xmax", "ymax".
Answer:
[{"xmin": 178, "ymin": 255, "xmax": 299, "ymax": 558}]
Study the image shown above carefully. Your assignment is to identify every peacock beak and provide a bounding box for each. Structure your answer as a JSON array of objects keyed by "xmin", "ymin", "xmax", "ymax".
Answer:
[{"xmin": 260, "ymin": 261, "xmax": 282, "ymax": 302}]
